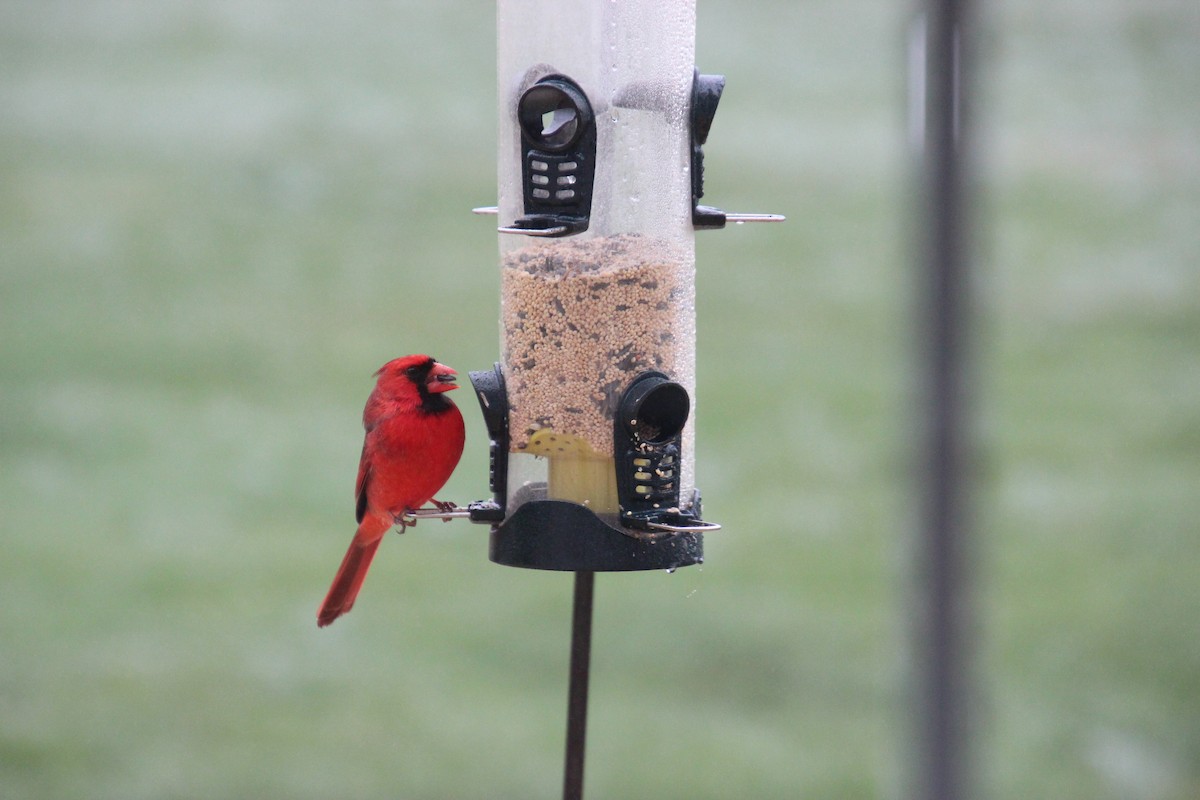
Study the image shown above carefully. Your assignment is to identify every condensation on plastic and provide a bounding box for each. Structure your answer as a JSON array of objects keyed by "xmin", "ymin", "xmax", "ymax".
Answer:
[{"xmin": 497, "ymin": 0, "xmax": 697, "ymax": 516}]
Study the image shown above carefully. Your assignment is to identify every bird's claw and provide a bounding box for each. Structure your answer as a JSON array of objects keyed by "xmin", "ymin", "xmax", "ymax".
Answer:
[
  {"xmin": 431, "ymin": 499, "xmax": 456, "ymax": 522},
  {"xmin": 393, "ymin": 502, "xmax": 465, "ymax": 531}
]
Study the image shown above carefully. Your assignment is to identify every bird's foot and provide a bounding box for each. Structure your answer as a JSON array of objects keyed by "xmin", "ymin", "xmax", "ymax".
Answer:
[
  {"xmin": 393, "ymin": 511, "xmax": 414, "ymax": 531},
  {"xmin": 431, "ymin": 499, "xmax": 457, "ymax": 522}
]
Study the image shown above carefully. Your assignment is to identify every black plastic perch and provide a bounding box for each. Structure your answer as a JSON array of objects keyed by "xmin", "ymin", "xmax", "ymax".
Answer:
[{"xmin": 459, "ymin": 2, "xmax": 781, "ymax": 797}]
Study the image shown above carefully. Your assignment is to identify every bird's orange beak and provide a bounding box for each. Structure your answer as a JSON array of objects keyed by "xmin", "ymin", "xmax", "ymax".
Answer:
[{"xmin": 425, "ymin": 361, "xmax": 459, "ymax": 394}]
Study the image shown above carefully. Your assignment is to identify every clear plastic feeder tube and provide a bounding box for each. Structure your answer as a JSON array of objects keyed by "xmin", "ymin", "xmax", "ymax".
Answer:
[{"xmin": 497, "ymin": 0, "xmax": 698, "ymax": 518}]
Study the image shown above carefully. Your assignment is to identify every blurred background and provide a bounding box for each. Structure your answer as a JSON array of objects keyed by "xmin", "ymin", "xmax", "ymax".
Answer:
[{"xmin": 1, "ymin": 1, "xmax": 1197, "ymax": 798}]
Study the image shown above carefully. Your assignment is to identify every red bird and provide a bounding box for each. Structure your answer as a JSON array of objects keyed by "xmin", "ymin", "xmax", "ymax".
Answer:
[{"xmin": 318, "ymin": 355, "xmax": 465, "ymax": 627}]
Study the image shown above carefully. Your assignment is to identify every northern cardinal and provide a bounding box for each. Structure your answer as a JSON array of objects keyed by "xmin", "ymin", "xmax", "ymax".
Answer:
[{"xmin": 317, "ymin": 355, "xmax": 465, "ymax": 627}]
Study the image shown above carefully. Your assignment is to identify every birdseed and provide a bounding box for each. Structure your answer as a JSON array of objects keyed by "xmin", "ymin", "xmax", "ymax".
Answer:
[{"xmin": 501, "ymin": 233, "xmax": 694, "ymax": 457}]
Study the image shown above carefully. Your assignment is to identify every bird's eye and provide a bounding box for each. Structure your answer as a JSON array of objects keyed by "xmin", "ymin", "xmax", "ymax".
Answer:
[{"xmin": 404, "ymin": 366, "xmax": 421, "ymax": 377}]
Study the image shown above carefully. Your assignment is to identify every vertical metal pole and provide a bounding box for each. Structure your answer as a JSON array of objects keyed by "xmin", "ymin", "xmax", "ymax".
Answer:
[
  {"xmin": 563, "ymin": 570, "xmax": 595, "ymax": 800},
  {"xmin": 914, "ymin": 0, "xmax": 973, "ymax": 797}
]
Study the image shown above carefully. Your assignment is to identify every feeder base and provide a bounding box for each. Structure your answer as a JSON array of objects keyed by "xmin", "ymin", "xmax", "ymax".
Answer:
[{"xmin": 490, "ymin": 500, "xmax": 704, "ymax": 572}]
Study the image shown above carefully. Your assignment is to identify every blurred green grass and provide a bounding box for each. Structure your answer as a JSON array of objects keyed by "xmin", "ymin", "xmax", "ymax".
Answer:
[{"xmin": 1, "ymin": 1, "xmax": 1197, "ymax": 798}]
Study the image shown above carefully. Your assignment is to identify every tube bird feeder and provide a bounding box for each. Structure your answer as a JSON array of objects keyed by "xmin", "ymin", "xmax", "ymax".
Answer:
[{"xmin": 467, "ymin": 0, "xmax": 779, "ymax": 574}]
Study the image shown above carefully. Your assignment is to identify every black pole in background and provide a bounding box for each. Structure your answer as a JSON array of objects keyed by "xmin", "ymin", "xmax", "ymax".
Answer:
[
  {"xmin": 914, "ymin": 0, "xmax": 973, "ymax": 797},
  {"xmin": 562, "ymin": 571, "xmax": 595, "ymax": 800}
]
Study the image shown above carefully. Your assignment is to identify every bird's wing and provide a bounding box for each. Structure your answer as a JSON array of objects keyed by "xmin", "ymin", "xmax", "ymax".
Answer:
[{"xmin": 355, "ymin": 442, "xmax": 371, "ymax": 524}]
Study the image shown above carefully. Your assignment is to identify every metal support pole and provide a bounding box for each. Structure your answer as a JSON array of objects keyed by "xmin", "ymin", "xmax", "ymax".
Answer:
[
  {"xmin": 562, "ymin": 571, "xmax": 595, "ymax": 800},
  {"xmin": 914, "ymin": 0, "xmax": 974, "ymax": 797}
]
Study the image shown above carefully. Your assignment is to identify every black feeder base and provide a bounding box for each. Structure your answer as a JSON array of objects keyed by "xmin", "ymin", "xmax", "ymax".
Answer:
[{"xmin": 490, "ymin": 500, "xmax": 704, "ymax": 572}]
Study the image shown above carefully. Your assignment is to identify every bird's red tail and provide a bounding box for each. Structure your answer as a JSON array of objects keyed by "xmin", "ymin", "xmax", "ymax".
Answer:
[{"xmin": 317, "ymin": 517, "xmax": 390, "ymax": 627}]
